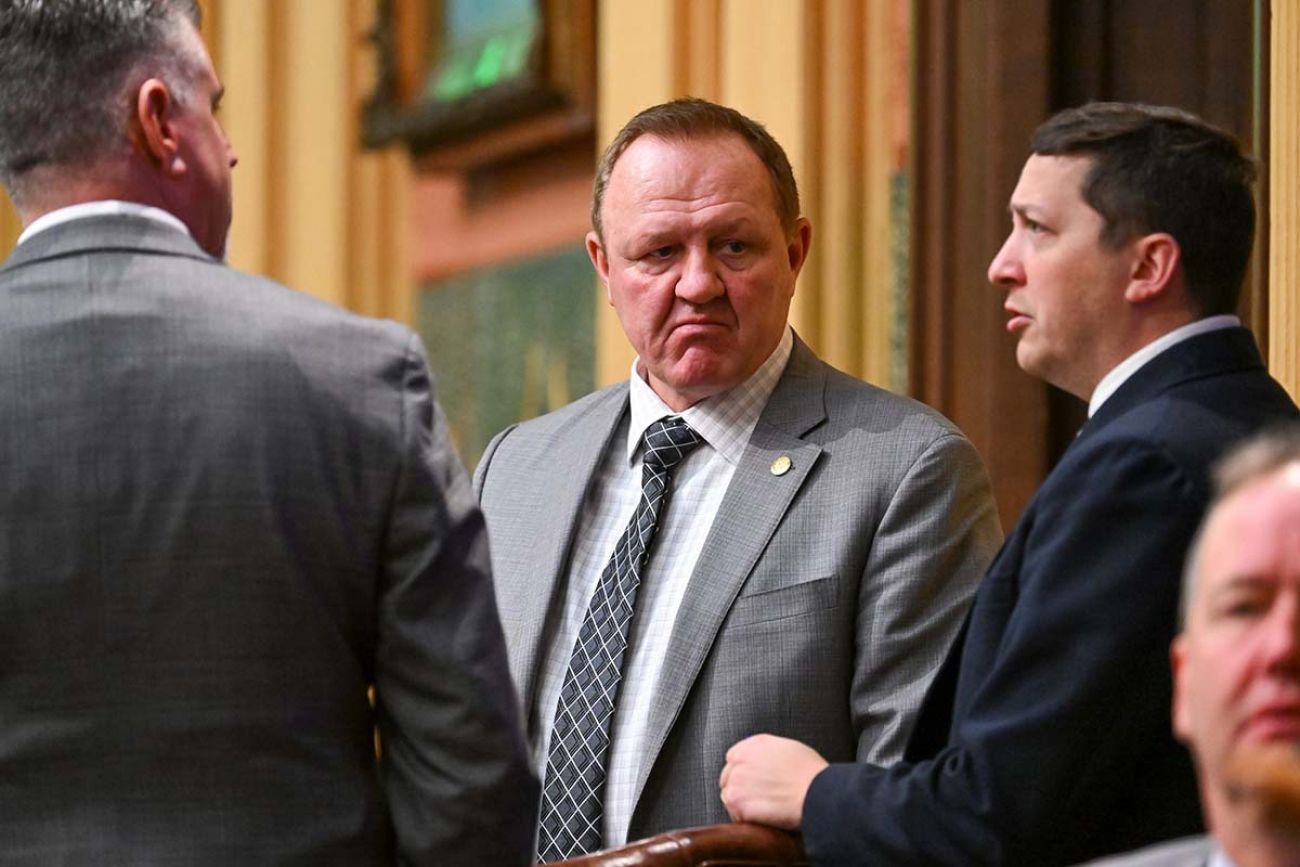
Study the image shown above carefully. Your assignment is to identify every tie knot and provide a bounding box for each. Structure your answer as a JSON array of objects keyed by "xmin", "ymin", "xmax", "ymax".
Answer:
[{"xmin": 642, "ymin": 417, "xmax": 704, "ymax": 471}]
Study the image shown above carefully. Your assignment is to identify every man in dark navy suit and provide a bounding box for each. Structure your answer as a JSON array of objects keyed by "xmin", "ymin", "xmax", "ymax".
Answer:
[{"xmin": 719, "ymin": 102, "xmax": 1300, "ymax": 866}]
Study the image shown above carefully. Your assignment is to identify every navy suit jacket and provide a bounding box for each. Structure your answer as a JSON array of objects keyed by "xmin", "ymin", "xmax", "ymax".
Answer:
[{"xmin": 803, "ymin": 326, "xmax": 1299, "ymax": 866}]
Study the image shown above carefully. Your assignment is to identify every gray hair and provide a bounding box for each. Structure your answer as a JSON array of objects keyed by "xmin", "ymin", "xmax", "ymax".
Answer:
[
  {"xmin": 1180, "ymin": 423, "xmax": 1300, "ymax": 624},
  {"xmin": 0, "ymin": 0, "xmax": 203, "ymax": 202}
]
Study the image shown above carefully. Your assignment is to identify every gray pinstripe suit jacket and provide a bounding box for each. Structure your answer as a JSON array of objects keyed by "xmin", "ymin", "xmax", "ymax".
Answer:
[
  {"xmin": 473, "ymin": 336, "xmax": 1002, "ymax": 840},
  {"xmin": 0, "ymin": 215, "xmax": 537, "ymax": 866}
]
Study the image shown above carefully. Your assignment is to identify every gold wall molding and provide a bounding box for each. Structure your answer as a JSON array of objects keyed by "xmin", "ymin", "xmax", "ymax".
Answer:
[
  {"xmin": 1271, "ymin": 0, "xmax": 1300, "ymax": 399},
  {"xmin": 0, "ymin": 196, "xmax": 19, "ymax": 254},
  {"xmin": 212, "ymin": 0, "xmax": 412, "ymax": 321}
]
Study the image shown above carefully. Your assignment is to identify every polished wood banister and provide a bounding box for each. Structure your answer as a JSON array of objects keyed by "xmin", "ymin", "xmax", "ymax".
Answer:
[{"xmin": 544, "ymin": 823, "xmax": 807, "ymax": 866}]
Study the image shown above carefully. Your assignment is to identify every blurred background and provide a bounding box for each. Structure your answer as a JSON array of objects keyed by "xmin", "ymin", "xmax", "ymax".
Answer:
[{"xmin": 2, "ymin": 0, "xmax": 1296, "ymax": 528}]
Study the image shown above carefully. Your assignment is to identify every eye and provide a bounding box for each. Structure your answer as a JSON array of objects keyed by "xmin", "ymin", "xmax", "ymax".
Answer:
[
  {"xmin": 646, "ymin": 246, "xmax": 674, "ymax": 260},
  {"xmin": 1217, "ymin": 594, "xmax": 1271, "ymax": 620},
  {"xmin": 723, "ymin": 240, "xmax": 747, "ymax": 254},
  {"xmin": 1024, "ymin": 219, "xmax": 1045, "ymax": 234}
]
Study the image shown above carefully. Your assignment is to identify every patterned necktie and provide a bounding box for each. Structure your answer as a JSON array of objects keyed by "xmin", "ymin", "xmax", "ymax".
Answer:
[{"xmin": 536, "ymin": 416, "xmax": 705, "ymax": 861}]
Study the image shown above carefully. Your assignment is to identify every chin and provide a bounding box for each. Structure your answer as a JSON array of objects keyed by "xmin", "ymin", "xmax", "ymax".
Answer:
[{"xmin": 1014, "ymin": 344, "xmax": 1044, "ymax": 379}]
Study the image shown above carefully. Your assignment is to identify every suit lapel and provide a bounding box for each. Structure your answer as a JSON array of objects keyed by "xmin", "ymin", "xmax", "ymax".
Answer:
[
  {"xmin": 1081, "ymin": 326, "xmax": 1264, "ymax": 440},
  {"xmin": 513, "ymin": 388, "xmax": 630, "ymax": 707},
  {"xmin": 631, "ymin": 340, "xmax": 828, "ymax": 805}
]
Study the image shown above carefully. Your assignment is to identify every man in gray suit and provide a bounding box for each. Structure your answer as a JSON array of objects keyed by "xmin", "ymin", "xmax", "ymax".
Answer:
[
  {"xmin": 1089, "ymin": 425, "xmax": 1300, "ymax": 866},
  {"xmin": 0, "ymin": 2, "xmax": 536, "ymax": 864},
  {"xmin": 473, "ymin": 97, "xmax": 1002, "ymax": 860}
]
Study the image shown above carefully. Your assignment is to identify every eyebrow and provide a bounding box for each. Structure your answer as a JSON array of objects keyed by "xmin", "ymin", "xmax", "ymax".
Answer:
[{"xmin": 1209, "ymin": 574, "xmax": 1276, "ymax": 598}]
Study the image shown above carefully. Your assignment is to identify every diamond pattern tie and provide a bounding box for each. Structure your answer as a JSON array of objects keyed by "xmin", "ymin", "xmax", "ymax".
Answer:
[{"xmin": 536, "ymin": 416, "xmax": 705, "ymax": 861}]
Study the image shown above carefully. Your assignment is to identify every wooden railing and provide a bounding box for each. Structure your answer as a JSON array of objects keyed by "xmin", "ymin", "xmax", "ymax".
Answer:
[{"xmin": 545, "ymin": 823, "xmax": 807, "ymax": 866}]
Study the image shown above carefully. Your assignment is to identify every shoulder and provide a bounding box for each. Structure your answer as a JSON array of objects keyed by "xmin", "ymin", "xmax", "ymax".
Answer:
[
  {"xmin": 476, "ymin": 381, "xmax": 628, "ymax": 479},
  {"xmin": 492, "ymin": 380, "xmax": 628, "ymax": 446},
  {"xmin": 1082, "ymin": 835, "xmax": 1214, "ymax": 867},
  {"xmin": 216, "ymin": 266, "xmax": 414, "ymax": 349},
  {"xmin": 806, "ymin": 355, "xmax": 974, "ymax": 459}
]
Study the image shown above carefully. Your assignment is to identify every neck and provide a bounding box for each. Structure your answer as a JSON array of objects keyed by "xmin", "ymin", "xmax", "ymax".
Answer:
[
  {"xmin": 1071, "ymin": 308, "xmax": 1201, "ymax": 401},
  {"xmin": 1219, "ymin": 828, "xmax": 1300, "ymax": 867},
  {"xmin": 14, "ymin": 159, "xmax": 164, "ymax": 228},
  {"xmin": 1208, "ymin": 780, "xmax": 1300, "ymax": 867}
]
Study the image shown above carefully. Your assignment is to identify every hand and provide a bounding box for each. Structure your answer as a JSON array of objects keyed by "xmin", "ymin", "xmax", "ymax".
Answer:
[{"xmin": 719, "ymin": 734, "xmax": 828, "ymax": 830}]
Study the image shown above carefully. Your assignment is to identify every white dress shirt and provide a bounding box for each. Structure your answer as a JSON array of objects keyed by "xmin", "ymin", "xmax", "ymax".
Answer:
[
  {"xmin": 533, "ymin": 326, "xmax": 794, "ymax": 847},
  {"xmin": 1088, "ymin": 315, "xmax": 1241, "ymax": 417},
  {"xmin": 1209, "ymin": 846, "xmax": 1234, "ymax": 867},
  {"xmin": 17, "ymin": 200, "xmax": 191, "ymax": 246}
]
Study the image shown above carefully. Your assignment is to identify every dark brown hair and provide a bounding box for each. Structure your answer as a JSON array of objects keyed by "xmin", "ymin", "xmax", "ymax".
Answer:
[{"xmin": 1032, "ymin": 102, "xmax": 1256, "ymax": 317}]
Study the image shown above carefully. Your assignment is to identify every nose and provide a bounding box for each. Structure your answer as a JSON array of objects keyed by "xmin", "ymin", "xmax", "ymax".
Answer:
[
  {"xmin": 987, "ymin": 234, "xmax": 1023, "ymax": 289},
  {"xmin": 1261, "ymin": 592, "xmax": 1300, "ymax": 678},
  {"xmin": 676, "ymin": 248, "xmax": 725, "ymax": 304}
]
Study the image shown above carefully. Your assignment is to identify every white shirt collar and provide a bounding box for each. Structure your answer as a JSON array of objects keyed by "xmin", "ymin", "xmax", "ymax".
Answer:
[
  {"xmin": 1208, "ymin": 843, "xmax": 1235, "ymax": 867},
  {"xmin": 17, "ymin": 201, "xmax": 192, "ymax": 246},
  {"xmin": 626, "ymin": 326, "xmax": 794, "ymax": 466},
  {"xmin": 1088, "ymin": 315, "xmax": 1241, "ymax": 417}
]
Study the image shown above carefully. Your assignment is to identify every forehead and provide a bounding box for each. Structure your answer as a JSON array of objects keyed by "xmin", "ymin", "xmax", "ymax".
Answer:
[
  {"xmin": 1196, "ymin": 468, "xmax": 1300, "ymax": 594},
  {"xmin": 1012, "ymin": 154, "xmax": 1095, "ymax": 213},
  {"xmin": 603, "ymin": 133, "xmax": 778, "ymax": 225}
]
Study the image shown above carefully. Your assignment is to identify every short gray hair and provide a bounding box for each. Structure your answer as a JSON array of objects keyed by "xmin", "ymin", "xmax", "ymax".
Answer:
[
  {"xmin": 1180, "ymin": 423, "xmax": 1300, "ymax": 624},
  {"xmin": 0, "ymin": 0, "xmax": 203, "ymax": 202}
]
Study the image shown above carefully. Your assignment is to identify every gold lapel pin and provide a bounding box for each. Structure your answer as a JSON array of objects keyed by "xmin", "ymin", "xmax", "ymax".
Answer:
[{"xmin": 770, "ymin": 455, "xmax": 792, "ymax": 476}]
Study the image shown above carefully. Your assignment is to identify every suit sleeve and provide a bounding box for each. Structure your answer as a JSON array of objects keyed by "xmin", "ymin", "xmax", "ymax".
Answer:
[
  {"xmin": 373, "ymin": 334, "xmax": 539, "ymax": 867},
  {"xmin": 803, "ymin": 438, "xmax": 1202, "ymax": 865},
  {"xmin": 851, "ymin": 432, "xmax": 1002, "ymax": 763}
]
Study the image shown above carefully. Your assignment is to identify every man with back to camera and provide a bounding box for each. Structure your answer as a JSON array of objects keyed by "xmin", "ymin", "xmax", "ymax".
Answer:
[
  {"xmin": 1085, "ymin": 424, "xmax": 1300, "ymax": 866},
  {"xmin": 0, "ymin": 1, "xmax": 536, "ymax": 863},
  {"xmin": 720, "ymin": 102, "xmax": 1300, "ymax": 865},
  {"xmin": 472, "ymin": 97, "xmax": 1003, "ymax": 860}
]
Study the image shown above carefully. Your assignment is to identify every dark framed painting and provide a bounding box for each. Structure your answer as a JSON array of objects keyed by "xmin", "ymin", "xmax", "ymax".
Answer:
[{"xmin": 363, "ymin": 0, "xmax": 595, "ymax": 162}]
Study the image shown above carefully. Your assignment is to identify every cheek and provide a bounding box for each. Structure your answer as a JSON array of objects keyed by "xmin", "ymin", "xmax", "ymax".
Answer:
[{"xmin": 611, "ymin": 278, "xmax": 671, "ymax": 337}]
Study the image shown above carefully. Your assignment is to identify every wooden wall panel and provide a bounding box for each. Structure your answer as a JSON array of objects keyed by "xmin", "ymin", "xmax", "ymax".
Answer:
[
  {"xmin": 911, "ymin": 0, "xmax": 1052, "ymax": 526},
  {"xmin": 1271, "ymin": 0, "xmax": 1300, "ymax": 399}
]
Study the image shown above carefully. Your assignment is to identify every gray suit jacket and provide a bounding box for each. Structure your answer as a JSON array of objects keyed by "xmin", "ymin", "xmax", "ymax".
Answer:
[
  {"xmin": 473, "ymin": 337, "xmax": 1001, "ymax": 839},
  {"xmin": 1083, "ymin": 836, "xmax": 1216, "ymax": 867},
  {"xmin": 0, "ymin": 215, "xmax": 538, "ymax": 865}
]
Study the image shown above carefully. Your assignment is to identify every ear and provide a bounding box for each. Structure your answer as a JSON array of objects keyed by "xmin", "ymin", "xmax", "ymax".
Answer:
[
  {"xmin": 786, "ymin": 217, "xmax": 813, "ymax": 280},
  {"xmin": 586, "ymin": 230, "xmax": 613, "ymax": 304},
  {"xmin": 1171, "ymin": 634, "xmax": 1192, "ymax": 744},
  {"xmin": 133, "ymin": 78, "xmax": 185, "ymax": 177},
  {"xmin": 1124, "ymin": 232, "xmax": 1180, "ymax": 305}
]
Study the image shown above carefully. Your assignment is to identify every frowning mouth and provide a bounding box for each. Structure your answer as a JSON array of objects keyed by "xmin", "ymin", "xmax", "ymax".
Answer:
[{"xmin": 671, "ymin": 319, "xmax": 730, "ymax": 336}]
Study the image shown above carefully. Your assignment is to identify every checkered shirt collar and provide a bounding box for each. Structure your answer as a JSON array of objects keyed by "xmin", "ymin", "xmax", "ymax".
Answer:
[{"xmin": 626, "ymin": 325, "xmax": 793, "ymax": 466}]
